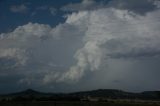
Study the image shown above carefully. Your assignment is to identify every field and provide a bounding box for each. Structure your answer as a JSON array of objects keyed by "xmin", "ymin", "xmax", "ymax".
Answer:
[{"xmin": 1, "ymin": 101, "xmax": 160, "ymax": 106}]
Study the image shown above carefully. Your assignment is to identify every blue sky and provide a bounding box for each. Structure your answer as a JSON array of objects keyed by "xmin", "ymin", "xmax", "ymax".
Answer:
[
  {"xmin": 0, "ymin": 0, "xmax": 156, "ymax": 33},
  {"xmin": 0, "ymin": 0, "xmax": 82, "ymax": 33},
  {"xmin": 0, "ymin": 0, "xmax": 160, "ymax": 93}
]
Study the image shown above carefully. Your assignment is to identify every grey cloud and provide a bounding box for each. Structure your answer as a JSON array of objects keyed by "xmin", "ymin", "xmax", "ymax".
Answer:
[
  {"xmin": 153, "ymin": 0, "xmax": 160, "ymax": 8},
  {"xmin": 61, "ymin": 0, "xmax": 107, "ymax": 12},
  {"xmin": 50, "ymin": 7, "xmax": 57, "ymax": 16},
  {"xmin": 36, "ymin": 6, "xmax": 48, "ymax": 10},
  {"xmin": 31, "ymin": 6, "xmax": 57, "ymax": 16},
  {"xmin": 57, "ymin": 7, "xmax": 160, "ymax": 90},
  {"xmin": 0, "ymin": 58, "xmax": 17, "ymax": 71},
  {"xmin": 62, "ymin": 0, "xmax": 157, "ymax": 15},
  {"xmin": 1, "ymin": 2, "xmax": 160, "ymax": 92},
  {"xmin": 0, "ymin": 20, "xmax": 85, "ymax": 87},
  {"xmin": 10, "ymin": 4, "xmax": 28, "ymax": 13},
  {"xmin": 108, "ymin": 0, "xmax": 157, "ymax": 15}
]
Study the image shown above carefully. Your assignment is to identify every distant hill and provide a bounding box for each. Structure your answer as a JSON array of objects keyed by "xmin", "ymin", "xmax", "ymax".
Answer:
[
  {"xmin": 1, "ymin": 89, "xmax": 160, "ymax": 101},
  {"xmin": 70, "ymin": 89, "xmax": 160, "ymax": 100},
  {"xmin": 4, "ymin": 89, "xmax": 53, "ymax": 97},
  {"xmin": 69, "ymin": 89, "xmax": 137, "ymax": 98}
]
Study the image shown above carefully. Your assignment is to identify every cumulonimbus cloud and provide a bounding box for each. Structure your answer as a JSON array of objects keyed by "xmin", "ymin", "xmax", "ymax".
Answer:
[
  {"xmin": 1, "ymin": 0, "xmax": 160, "ymax": 91},
  {"xmin": 57, "ymin": 7, "xmax": 160, "ymax": 83}
]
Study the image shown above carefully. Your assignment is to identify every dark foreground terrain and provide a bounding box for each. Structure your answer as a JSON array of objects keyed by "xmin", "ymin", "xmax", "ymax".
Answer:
[
  {"xmin": 1, "ymin": 89, "xmax": 160, "ymax": 106},
  {"xmin": 1, "ymin": 101, "xmax": 160, "ymax": 106}
]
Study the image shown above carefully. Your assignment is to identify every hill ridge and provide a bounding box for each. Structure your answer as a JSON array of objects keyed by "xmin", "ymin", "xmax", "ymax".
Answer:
[{"xmin": 1, "ymin": 89, "xmax": 160, "ymax": 101}]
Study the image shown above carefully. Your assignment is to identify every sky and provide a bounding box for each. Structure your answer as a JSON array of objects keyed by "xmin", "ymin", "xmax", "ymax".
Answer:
[{"xmin": 0, "ymin": 0, "xmax": 160, "ymax": 94}]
